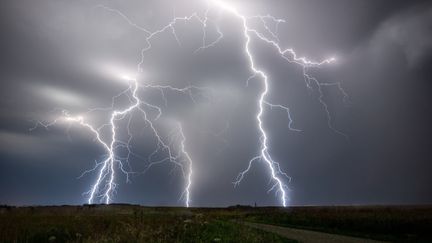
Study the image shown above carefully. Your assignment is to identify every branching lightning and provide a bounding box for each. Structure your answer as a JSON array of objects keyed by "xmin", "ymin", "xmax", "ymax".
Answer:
[
  {"xmin": 209, "ymin": 0, "xmax": 346, "ymax": 206},
  {"xmin": 177, "ymin": 123, "xmax": 194, "ymax": 207},
  {"xmin": 33, "ymin": 78, "xmax": 202, "ymax": 206},
  {"xmin": 33, "ymin": 0, "xmax": 347, "ymax": 207}
]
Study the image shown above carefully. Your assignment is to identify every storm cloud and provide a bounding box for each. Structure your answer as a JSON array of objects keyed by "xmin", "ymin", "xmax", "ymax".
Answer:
[{"xmin": 0, "ymin": 0, "xmax": 431, "ymax": 206}]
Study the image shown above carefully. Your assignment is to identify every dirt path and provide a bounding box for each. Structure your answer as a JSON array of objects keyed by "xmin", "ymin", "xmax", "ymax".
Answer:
[{"xmin": 244, "ymin": 222, "xmax": 386, "ymax": 243}]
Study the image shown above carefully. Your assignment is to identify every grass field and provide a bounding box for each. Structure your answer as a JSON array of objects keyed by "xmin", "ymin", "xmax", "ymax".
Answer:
[
  {"xmin": 0, "ymin": 204, "xmax": 431, "ymax": 242},
  {"xmin": 240, "ymin": 205, "xmax": 432, "ymax": 242}
]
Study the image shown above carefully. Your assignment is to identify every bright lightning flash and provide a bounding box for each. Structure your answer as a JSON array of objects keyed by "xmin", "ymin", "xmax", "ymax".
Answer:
[
  {"xmin": 33, "ymin": 75, "xmax": 203, "ymax": 206},
  {"xmin": 211, "ymin": 0, "xmax": 347, "ymax": 207},
  {"xmin": 33, "ymin": 0, "xmax": 347, "ymax": 207}
]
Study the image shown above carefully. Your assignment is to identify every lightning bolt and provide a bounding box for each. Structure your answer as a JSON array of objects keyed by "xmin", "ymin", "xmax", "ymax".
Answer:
[
  {"xmin": 33, "ymin": 76, "xmax": 205, "ymax": 206},
  {"xmin": 209, "ymin": 0, "xmax": 346, "ymax": 207},
  {"xmin": 177, "ymin": 123, "xmax": 194, "ymax": 207},
  {"xmin": 33, "ymin": 0, "xmax": 347, "ymax": 207}
]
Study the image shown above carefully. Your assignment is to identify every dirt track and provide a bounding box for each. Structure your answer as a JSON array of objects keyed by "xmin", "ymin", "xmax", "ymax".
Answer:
[{"xmin": 244, "ymin": 222, "xmax": 386, "ymax": 243}]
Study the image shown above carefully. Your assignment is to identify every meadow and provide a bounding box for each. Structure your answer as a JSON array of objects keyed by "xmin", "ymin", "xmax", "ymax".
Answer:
[
  {"xmin": 240, "ymin": 205, "xmax": 432, "ymax": 242},
  {"xmin": 0, "ymin": 204, "xmax": 431, "ymax": 242}
]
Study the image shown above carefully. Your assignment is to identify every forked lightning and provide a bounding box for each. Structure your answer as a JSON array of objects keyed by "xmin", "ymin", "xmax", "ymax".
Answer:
[{"xmin": 33, "ymin": 0, "xmax": 347, "ymax": 207}]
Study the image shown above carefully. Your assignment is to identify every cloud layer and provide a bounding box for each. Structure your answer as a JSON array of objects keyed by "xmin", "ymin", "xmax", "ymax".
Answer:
[{"xmin": 0, "ymin": 0, "xmax": 431, "ymax": 206}]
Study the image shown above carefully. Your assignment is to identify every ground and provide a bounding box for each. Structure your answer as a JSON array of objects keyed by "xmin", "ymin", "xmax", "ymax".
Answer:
[{"xmin": 0, "ymin": 205, "xmax": 431, "ymax": 242}]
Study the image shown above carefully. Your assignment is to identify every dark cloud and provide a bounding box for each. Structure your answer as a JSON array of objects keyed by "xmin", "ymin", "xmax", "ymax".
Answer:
[{"xmin": 0, "ymin": 0, "xmax": 431, "ymax": 206}]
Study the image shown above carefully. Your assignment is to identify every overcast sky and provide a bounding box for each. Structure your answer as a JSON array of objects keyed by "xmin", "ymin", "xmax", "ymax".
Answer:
[{"xmin": 0, "ymin": 0, "xmax": 431, "ymax": 207}]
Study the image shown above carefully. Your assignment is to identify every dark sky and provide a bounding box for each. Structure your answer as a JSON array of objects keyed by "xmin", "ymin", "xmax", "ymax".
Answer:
[{"xmin": 0, "ymin": 0, "xmax": 431, "ymax": 206}]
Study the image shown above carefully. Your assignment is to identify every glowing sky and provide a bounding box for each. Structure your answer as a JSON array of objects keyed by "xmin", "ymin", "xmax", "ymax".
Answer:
[{"xmin": 0, "ymin": 0, "xmax": 431, "ymax": 206}]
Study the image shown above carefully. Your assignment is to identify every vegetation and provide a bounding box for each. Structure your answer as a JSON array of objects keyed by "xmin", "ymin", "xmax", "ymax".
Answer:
[
  {"xmin": 241, "ymin": 206, "xmax": 432, "ymax": 242},
  {"xmin": 0, "ymin": 205, "xmax": 293, "ymax": 242},
  {"xmin": 1, "ymin": 204, "xmax": 431, "ymax": 242}
]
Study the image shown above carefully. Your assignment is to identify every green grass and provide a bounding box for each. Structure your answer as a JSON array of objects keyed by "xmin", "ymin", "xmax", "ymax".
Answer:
[
  {"xmin": 0, "ymin": 205, "xmax": 294, "ymax": 242},
  {"xmin": 1, "ymin": 205, "xmax": 431, "ymax": 242}
]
